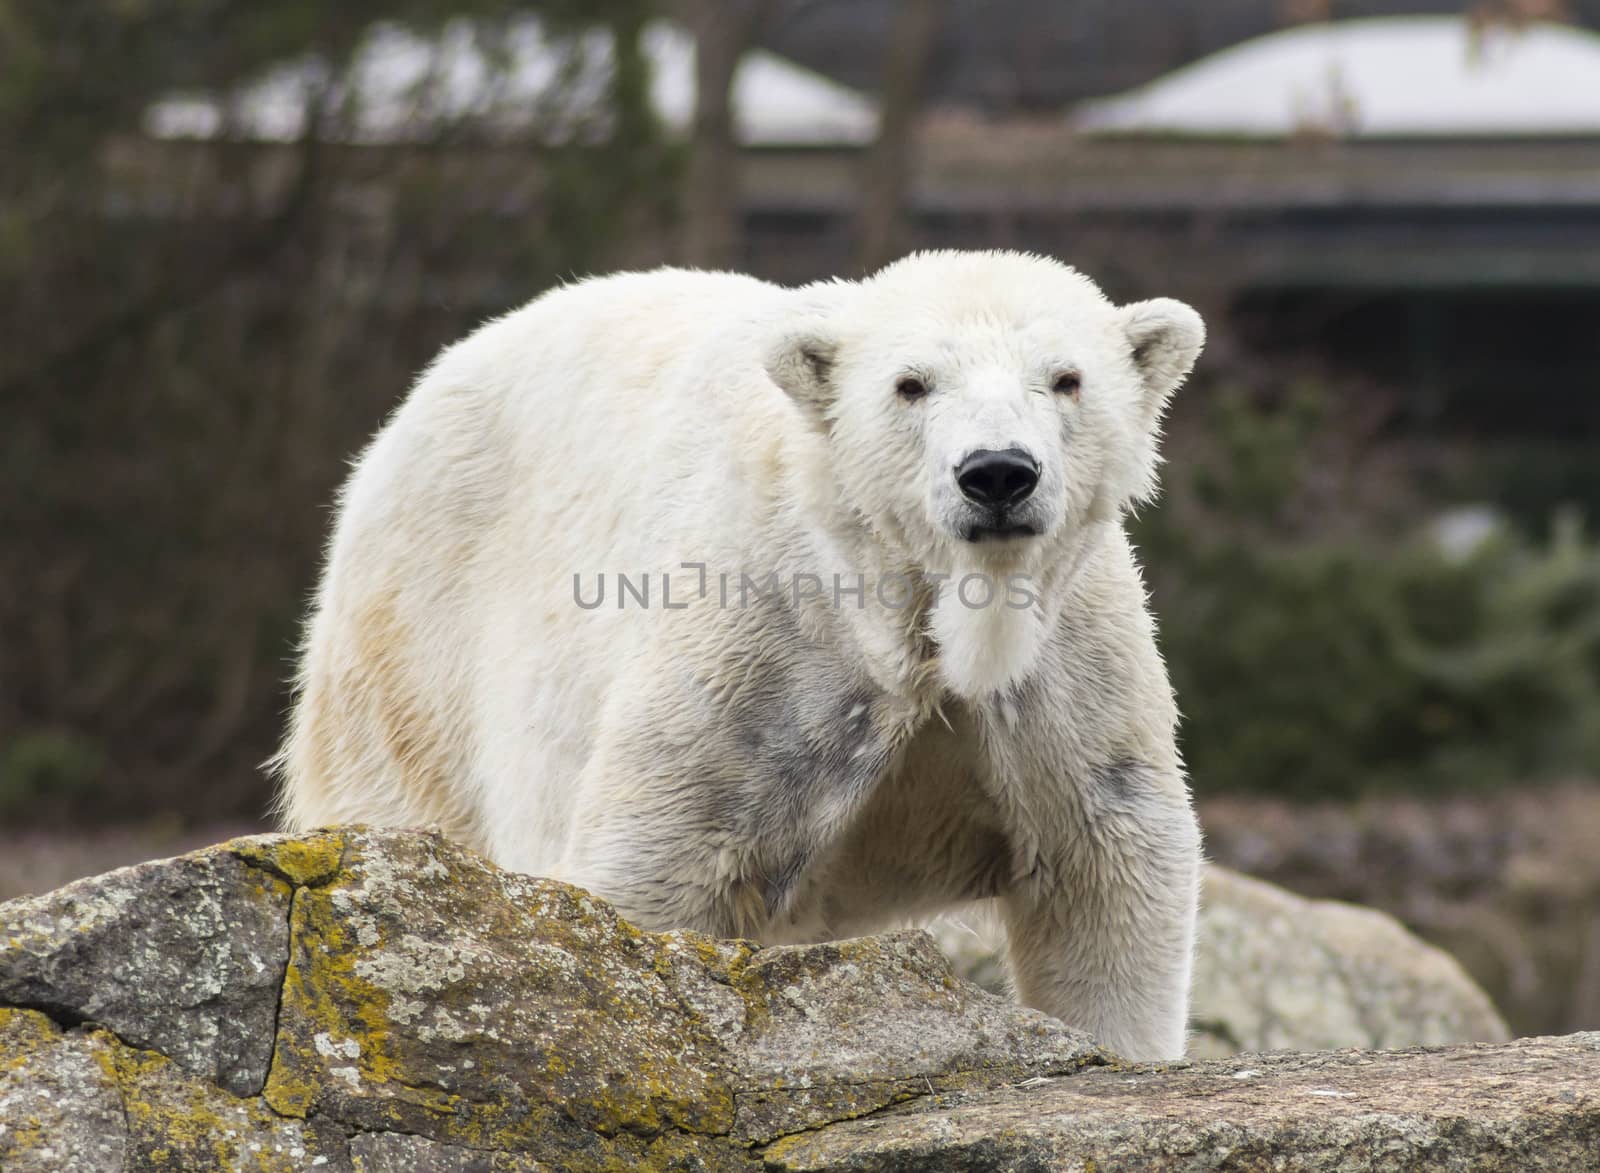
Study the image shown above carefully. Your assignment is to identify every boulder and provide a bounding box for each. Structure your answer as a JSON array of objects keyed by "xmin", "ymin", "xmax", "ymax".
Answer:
[
  {"xmin": 1191, "ymin": 866, "xmax": 1510, "ymax": 1055},
  {"xmin": 928, "ymin": 864, "xmax": 1510, "ymax": 1056},
  {"xmin": 0, "ymin": 841, "xmax": 304, "ymax": 1096},
  {"xmin": 2, "ymin": 828, "xmax": 1591, "ymax": 1171},
  {"xmin": 764, "ymin": 1033, "xmax": 1600, "ymax": 1171}
]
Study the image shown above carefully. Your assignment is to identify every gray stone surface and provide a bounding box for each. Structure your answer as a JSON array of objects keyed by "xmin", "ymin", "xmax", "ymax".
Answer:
[
  {"xmin": 0, "ymin": 845, "xmax": 293, "ymax": 1095},
  {"xmin": 349, "ymin": 1132, "xmax": 554, "ymax": 1171},
  {"xmin": 0, "ymin": 829, "xmax": 1591, "ymax": 1172},
  {"xmin": 766, "ymin": 1032, "xmax": 1600, "ymax": 1172},
  {"xmin": 1190, "ymin": 865, "xmax": 1511, "ymax": 1056},
  {"xmin": 259, "ymin": 829, "xmax": 1097, "ymax": 1163},
  {"xmin": 725, "ymin": 931, "xmax": 1099, "ymax": 1142},
  {"xmin": 0, "ymin": 1006, "xmax": 338, "ymax": 1172},
  {"xmin": 0, "ymin": 1010, "xmax": 126, "ymax": 1173}
]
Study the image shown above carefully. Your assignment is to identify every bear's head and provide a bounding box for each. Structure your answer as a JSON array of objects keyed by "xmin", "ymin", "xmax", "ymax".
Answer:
[{"xmin": 764, "ymin": 250, "xmax": 1204, "ymax": 695}]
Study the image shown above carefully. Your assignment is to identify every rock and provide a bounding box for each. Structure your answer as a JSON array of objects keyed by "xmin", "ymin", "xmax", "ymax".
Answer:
[
  {"xmin": 1, "ymin": 828, "xmax": 1592, "ymax": 1171},
  {"xmin": 765, "ymin": 1033, "xmax": 1600, "ymax": 1171},
  {"xmin": 0, "ymin": 837, "xmax": 304, "ymax": 1095},
  {"xmin": 2, "ymin": 828, "xmax": 1097, "ymax": 1171},
  {"xmin": 0, "ymin": 1009, "xmax": 127, "ymax": 1173},
  {"xmin": 1198, "ymin": 785, "xmax": 1600, "ymax": 1039},
  {"xmin": 347, "ymin": 1132, "xmax": 547, "ymax": 1171},
  {"xmin": 0, "ymin": 1007, "xmax": 339, "ymax": 1173},
  {"xmin": 1190, "ymin": 866, "xmax": 1510, "ymax": 1056},
  {"xmin": 927, "ymin": 864, "xmax": 1511, "ymax": 1057},
  {"xmin": 261, "ymin": 830, "xmax": 1096, "ymax": 1163}
]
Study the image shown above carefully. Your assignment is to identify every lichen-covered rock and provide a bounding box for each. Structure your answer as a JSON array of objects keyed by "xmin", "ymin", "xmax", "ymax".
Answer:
[
  {"xmin": 0, "ymin": 1007, "xmax": 338, "ymax": 1172},
  {"xmin": 0, "ymin": 1009, "xmax": 126, "ymax": 1173},
  {"xmin": 348, "ymin": 1131, "xmax": 551, "ymax": 1171},
  {"xmin": 0, "ymin": 845, "xmax": 295, "ymax": 1095},
  {"xmin": 725, "ymin": 931, "xmax": 1093, "ymax": 1142},
  {"xmin": 0, "ymin": 829, "xmax": 1593, "ymax": 1171},
  {"xmin": 259, "ymin": 829, "xmax": 1099, "ymax": 1164},
  {"xmin": 104, "ymin": 1024, "xmax": 342, "ymax": 1171},
  {"xmin": 262, "ymin": 832, "xmax": 748, "ymax": 1164},
  {"xmin": 927, "ymin": 863, "xmax": 1511, "ymax": 1057}
]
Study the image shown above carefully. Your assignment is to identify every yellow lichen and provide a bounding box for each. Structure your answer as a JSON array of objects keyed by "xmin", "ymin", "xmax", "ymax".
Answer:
[
  {"xmin": 262, "ymin": 846, "xmax": 741, "ymax": 1151},
  {"xmin": 226, "ymin": 830, "xmax": 347, "ymax": 888},
  {"xmin": 0, "ymin": 1007, "xmax": 61, "ymax": 1061},
  {"xmin": 91, "ymin": 1030, "xmax": 321, "ymax": 1171},
  {"xmin": 0, "ymin": 1010, "xmax": 62, "ymax": 1158},
  {"xmin": 263, "ymin": 879, "xmax": 411, "ymax": 1118}
]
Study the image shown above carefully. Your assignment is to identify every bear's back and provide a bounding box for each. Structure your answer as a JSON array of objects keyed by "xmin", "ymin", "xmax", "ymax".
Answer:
[{"xmin": 278, "ymin": 267, "xmax": 808, "ymax": 844}]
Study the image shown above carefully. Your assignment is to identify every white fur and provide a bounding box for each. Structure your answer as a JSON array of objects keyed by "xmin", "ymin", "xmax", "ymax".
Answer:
[{"xmin": 276, "ymin": 251, "xmax": 1206, "ymax": 1060}]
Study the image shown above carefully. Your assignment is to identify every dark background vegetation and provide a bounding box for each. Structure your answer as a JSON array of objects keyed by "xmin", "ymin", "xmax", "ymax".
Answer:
[{"xmin": 1, "ymin": 5, "xmax": 1597, "ymax": 808}]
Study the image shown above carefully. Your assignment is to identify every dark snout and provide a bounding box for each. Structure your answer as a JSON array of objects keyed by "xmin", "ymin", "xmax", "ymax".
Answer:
[
  {"xmin": 956, "ymin": 448, "xmax": 1039, "ymax": 508},
  {"xmin": 954, "ymin": 447, "xmax": 1043, "ymax": 542}
]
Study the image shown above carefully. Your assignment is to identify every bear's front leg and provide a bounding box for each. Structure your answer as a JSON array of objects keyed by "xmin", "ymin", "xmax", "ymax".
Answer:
[{"xmin": 985, "ymin": 733, "xmax": 1201, "ymax": 1060}]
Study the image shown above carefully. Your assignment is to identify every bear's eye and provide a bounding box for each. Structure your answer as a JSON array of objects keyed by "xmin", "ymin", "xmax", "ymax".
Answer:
[
  {"xmin": 895, "ymin": 375, "xmax": 930, "ymax": 401},
  {"xmin": 1052, "ymin": 371, "xmax": 1082, "ymax": 396}
]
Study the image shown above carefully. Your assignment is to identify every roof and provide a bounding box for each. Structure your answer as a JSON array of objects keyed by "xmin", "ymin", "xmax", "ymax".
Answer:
[
  {"xmin": 144, "ymin": 20, "xmax": 878, "ymax": 148},
  {"xmin": 1077, "ymin": 17, "xmax": 1600, "ymax": 138}
]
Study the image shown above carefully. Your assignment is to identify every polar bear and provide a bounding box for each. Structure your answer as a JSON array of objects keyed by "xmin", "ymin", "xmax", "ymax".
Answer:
[{"xmin": 276, "ymin": 250, "xmax": 1205, "ymax": 1060}]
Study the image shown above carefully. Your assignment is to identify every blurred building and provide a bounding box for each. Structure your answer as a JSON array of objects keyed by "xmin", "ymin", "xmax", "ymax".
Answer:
[
  {"xmin": 748, "ymin": 15, "xmax": 1600, "ymax": 439},
  {"xmin": 764, "ymin": 0, "xmax": 1600, "ymax": 111},
  {"xmin": 146, "ymin": 17, "xmax": 878, "ymax": 147},
  {"xmin": 131, "ymin": 10, "xmax": 1600, "ymax": 435},
  {"xmin": 1078, "ymin": 16, "xmax": 1600, "ymax": 136}
]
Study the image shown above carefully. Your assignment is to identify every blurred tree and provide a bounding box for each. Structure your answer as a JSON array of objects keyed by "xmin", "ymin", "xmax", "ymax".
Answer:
[
  {"xmin": 1136, "ymin": 383, "xmax": 1600, "ymax": 799},
  {"xmin": 1280, "ymin": 0, "xmax": 1335, "ymax": 21},
  {"xmin": 0, "ymin": 0, "xmax": 674, "ymax": 823},
  {"xmin": 855, "ymin": 0, "xmax": 941, "ymax": 271},
  {"xmin": 675, "ymin": 0, "xmax": 772, "ymax": 267},
  {"xmin": 1468, "ymin": 0, "xmax": 1573, "ymax": 26}
]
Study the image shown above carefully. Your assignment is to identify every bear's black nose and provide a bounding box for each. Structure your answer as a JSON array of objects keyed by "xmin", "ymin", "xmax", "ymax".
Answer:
[{"xmin": 956, "ymin": 448, "xmax": 1039, "ymax": 508}]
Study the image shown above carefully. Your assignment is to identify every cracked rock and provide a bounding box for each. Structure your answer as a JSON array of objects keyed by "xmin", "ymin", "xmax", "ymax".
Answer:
[
  {"xmin": 0, "ymin": 845, "xmax": 294, "ymax": 1094},
  {"xmin": 0, "ymin": 828, "xmax": 1594, "ymax": 1171}
]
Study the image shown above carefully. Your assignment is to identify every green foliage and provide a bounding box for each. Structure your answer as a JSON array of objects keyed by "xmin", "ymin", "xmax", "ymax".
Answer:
[
  {"xmin": 1140, "ymin": 387, "xmax": 1600, "ymax": 798},
  {"xmin": 0, "ymin": 732, "xmax": 106, "ymax": 820},
  {"xmin": 1187, "ymin": 384, "xmax": 1328, "ymax": 520}
]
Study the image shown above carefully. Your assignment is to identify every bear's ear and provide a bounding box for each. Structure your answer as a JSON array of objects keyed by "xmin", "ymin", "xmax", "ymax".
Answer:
[
  {"xmin": 764, "ymin": 329, "xmax": 839, "ymax": 419},
  {"xmin": 1119, "ymin": 298, "xmax": 1206, "ymax": 420},
  {"xmin": 763, "ymin": 285, "xmax": 850, "ymax": 421}
]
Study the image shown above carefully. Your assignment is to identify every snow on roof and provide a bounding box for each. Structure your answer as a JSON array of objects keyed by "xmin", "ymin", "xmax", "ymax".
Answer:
[
  {"xmin": 646, "ymin": 23, "xmax": 877, "ymax": 146},
  {"xmin": 145, "ymin": 20, "xmax": 877, "ymax": 147},
  {"xmin": 1077, "ymin": 17, "xmax": 1600, "ymax": 139}
]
